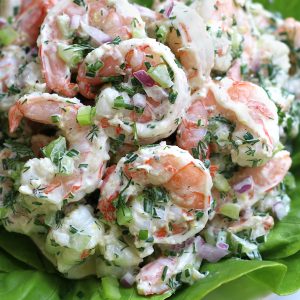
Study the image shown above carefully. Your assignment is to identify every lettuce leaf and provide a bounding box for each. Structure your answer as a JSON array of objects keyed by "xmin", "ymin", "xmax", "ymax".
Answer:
[
  {"xmin": 260, "ymin": 185, "xmax": 300, "ymax": 259},
  {"xmin": 257, "ymin": 0, "xmax": 300, "ymax": 19}
]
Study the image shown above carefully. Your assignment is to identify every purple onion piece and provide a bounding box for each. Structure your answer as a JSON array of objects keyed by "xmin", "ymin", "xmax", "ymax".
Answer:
[
  {"xmin": 197, "ymin": 243, "xmax": 229, "ymax": 263},
  {"xmin": 80, "ymin": 22, "xmax": 112, "ymax": 45},
  {"xmin": 216, "ymin": 242, "xmax": 229, "ymax": 251},
  {"xmin": 120, "ymin": 272, "xmax": 136, "ymax": 288},
  {"xmin": 234, "ymin": 176, "xmax": 253, "ymax": 194},
  {"xmin": 133, "ymin": 70, "xmax": 155, "ymax": 87},
  {"xmin": 164, "ymin": 1, "xmax": 174, "ymax": 18}
]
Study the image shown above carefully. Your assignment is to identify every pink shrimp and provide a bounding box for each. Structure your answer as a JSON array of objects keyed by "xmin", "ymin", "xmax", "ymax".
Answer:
[
  {"xmin": 177, "ymin": 79, "xmax": 280, "ymax": 167},
  {"xmin": 15, "ymin": 0, "xmax": 57, "ymax": 46},
  {"xmin": 98, "ymin": 144, "xmax": 212, "ymax": 250},
  {"xmin": 8, "ymin": 93, "xmax": 109, "ymax": 209},
  {"xmin": 81, "ymin": 38, "xmax": 190, "ymax": 144},
  {"xmin": 137, "ymin": 257, "xmax": 177, "ymax": 295},
  {"xmin": 231, "ymin": 150, "xmax": 292, "ymax": 195},
  {"xmin": 38, "ymin": 0, "xmax": 145, "ymax": 98}
]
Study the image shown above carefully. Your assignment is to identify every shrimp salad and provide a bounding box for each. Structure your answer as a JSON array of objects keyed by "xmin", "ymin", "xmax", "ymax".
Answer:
[{"xmin": 0, "ymin": 0, "xmax": 299, "ymax": 297}]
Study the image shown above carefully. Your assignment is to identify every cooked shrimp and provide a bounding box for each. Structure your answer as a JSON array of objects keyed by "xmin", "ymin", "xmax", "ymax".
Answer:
[
  {"xmin": 38, "ymin": 0, "xmax": 146, "ymax": 97},
  {"xmin": 98, "ymin": 143, "xmax": 212, "ymax": 257},
  {"xmin": 207, "ymin": 150, "xmax": 292, "ymax": 251},
  {"xmin": 177, "ymin": 79, "xmax": 280, "ymax": 167},
  {"xmin": 80, "ymin": 38, "xmax": 190, "ymax": 144},
  {"xmin": 15, "ymin": 0, "xmax": 57, "ymax": 46},
  {"xmin": 0, "ymin": 45, "xmax": 46, "ymax": 111},
  {"xmin": 8, "ymin": 93, "xmax": 110, "ymax": 209},
  {"xmin": 136, "ymin": 236, "xmax": 204, "ymax": 295},
  {"xmin": 231, "ymin": 150, "xmax": 292, "ymax": 195},
  {"xmin": 151, "ymin": 1, "xmax": 214, "ymax": 90}
]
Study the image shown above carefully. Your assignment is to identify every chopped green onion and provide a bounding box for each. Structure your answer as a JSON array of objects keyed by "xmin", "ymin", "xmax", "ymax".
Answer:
[
  {"xmin": 161, "ymin": 266, "xmax": 168, "ymax": 281},
  {"xmin": 156, "ymin": 25, "xmax": 169, "ymax": 43},
  {"xmin": 51, "ymin": 115, "xmax": 61, "ymax": 123},
  {"xmin": 0, "ymin": 26, "xmax": 18, "ymax": 46},
  {"xmin": 168, "ymin": 90, "xmax": 178, "ymax": 104},
  {"xmin": 101, "ymin": 276, "xmax": 121, "ymax": 300},
  {"xmin": 76, "ymin": 106, "xmax": 96, "ymax": 126},
  {"xmin": 86, "ymin": 61, "xmax": 103, "ymax": 77},
  {"xmin": 116, "ymin": 205, "xmax": 133, "ymax": 226},
  {"xmin": 147, "ymin": 64, "xmax": 173, "ymax": 88},
  {"xmin": 138, "ymin": 229, "xmax": 148, "ymax": 241}
]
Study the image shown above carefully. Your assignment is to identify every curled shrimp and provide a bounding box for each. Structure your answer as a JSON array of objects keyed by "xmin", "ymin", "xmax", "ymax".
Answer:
[
  {"xmin": 207, "ymin": 150, "xmax": 292, "ymax": 252},
  {"xmin": 136, "ymin": 236, "xmax": 204, "ymax": 295},
  {"xmin": 151, "ymin": 1, "xmax": 214, "ymax": 90},
  {"xmin": 8, "ymin": 93, "xmax": 110, "ymax": 209},
  {"xmin": 99, "ymin": 143, "xmax": 212, "ymax": 257},
  {"xmin": 80, "ymin": 38, "xmax": 190, "ymax": 144},
  {"xmin": 177, "ymin": 79, "xmax": 280, "ymax": 167},
  {"xmin": 38, "ymin": 0, "xmax": 145, "ymax": 97}
]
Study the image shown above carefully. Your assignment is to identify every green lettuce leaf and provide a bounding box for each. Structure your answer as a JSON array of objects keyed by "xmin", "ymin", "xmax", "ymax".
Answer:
[
  {"xmin": 172, "ymin": 259, "xmax": 287, "ymax": 300},
  {"xmin": 0, "ymin": 228, "xmax": 54, "ymax": 272},
  {"xmin": 0, "ymin": 271, "xmax": 63, "ymax": 300},
  {"xmin": 260, "ymin": 185, "xmax": 300, "ymax": 259},
  {"xmin": 257, "ymin": 0, "xmax": 300, "ymax": 19}
]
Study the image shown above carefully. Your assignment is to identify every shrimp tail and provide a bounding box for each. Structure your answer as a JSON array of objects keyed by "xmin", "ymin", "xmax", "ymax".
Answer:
[{"xmin": 8, "ymin": 103, "xmax": 24, "ymax": 133}]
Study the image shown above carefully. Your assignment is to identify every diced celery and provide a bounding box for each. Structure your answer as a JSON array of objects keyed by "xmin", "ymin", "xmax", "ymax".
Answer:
[
  {"xmin": 101, "ymin": 276, "xmax": 121, "ymax": 300},
  {"xmin": 147, "ymin": 64, "xmax": 173, "ymax": 88},
  {"xmin": 57, "ymin": 43, "xmax": 83, "ymax": 69},
  {"xmin": 76, "ymin": 106, "xmax": 96, "ymax": 126},
  {"xmin": 138, "ymin": 229, "xmax": 148, "ymax": 240},
  {"xmin": 219, "ymin": 203, "xmax": 241, "ymax": 220},
  {"xmin": 116, "ymin": 205, "xmax": 133, "ymax": 226},
  {"xmin": 59, "ymin": 155, "xmax": 75, "ymax": 175},
  {"xmin": 42, "ymin": 136, "xmax": 66, "ymax": 165},
  {"xmin": 213, "ymin": 173, "xmax": 231, "ymax": 192},
  {"xmin": 0, "ymin": 26, "xmax": 18, "ymax": 46},
  {"xmin": 70, "ymin": 234, "xmax": 91, "ymax": 251}
]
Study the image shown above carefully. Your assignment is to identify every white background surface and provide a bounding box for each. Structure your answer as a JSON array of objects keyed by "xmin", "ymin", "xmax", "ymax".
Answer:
[{"xmin": 270, "ymin": 292, "xmax": 300, "ymax": 300}]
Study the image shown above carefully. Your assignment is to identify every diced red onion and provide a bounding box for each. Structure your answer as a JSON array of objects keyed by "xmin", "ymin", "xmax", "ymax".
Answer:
[
  {"xmin": 216, "ymin": 241, "xmax": 229, "ymax": 251},
  {"xmin": 0, "ymin": 18, "xmax": 6, "ymax": 28},
  {"xmin": 70, "ymin": 15, "xmax": 81, "ymax": 30},
  {"xmin": 80, "ymin": 22, "xmax": 112, "ymax": 45},
  {"xmin": 273, "ymin": 201, "xmax": 287, "ymax": 220},
  {"xmin": 170, "ymin": 237, "xmax": 196, "ymax": 252},
  {"xmin": 135, "ymin": 4, "xmax": 158, "ymax": 20},
  {"xmin": 133, "ymin": 70, "xmax": 155, "ymax": 87},
  {"xmin": 164, "ymin": 1, "xmax": 174, "ymax": 18},
  {"xmin": 120, "ymin": 272, "xmax": 136, "ymax": 288},
  {"xmin": 234, "ymin": 176, "xmax": 253, "ymax": 194},
  {"xmin": 195, "ymin": 237, "xmax": 228, "ymax": 263},
  {"xmin": 144, "ymin": 85, "xmax": 168, "ymax": 101}
]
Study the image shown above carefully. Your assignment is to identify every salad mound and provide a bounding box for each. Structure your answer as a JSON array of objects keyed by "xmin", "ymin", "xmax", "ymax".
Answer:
[{"xmin": 0, "ymin": 0, "xmax": 300, "ymax": 299}]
